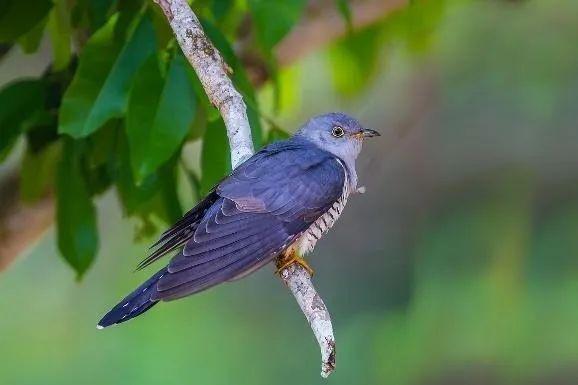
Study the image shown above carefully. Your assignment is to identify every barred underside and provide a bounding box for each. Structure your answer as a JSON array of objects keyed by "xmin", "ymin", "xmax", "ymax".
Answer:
[{"xmin": 296, "ymin": 160, "xmax": 350, "ymax": 256}]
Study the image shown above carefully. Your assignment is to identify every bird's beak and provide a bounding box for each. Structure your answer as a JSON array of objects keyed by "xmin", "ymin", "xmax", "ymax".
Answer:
[{"xmin": 362, "ymin": 128, "xmax": 381, "ymax": 138}]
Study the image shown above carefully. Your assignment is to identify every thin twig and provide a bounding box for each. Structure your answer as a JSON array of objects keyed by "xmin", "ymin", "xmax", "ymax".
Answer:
[{"xmin": 154, "ymin": 0, "xmax": 336, "ymax": 377}]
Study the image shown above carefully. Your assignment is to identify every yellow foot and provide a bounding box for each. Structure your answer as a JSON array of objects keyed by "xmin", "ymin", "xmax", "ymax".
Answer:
[{"xmin": 275, "ymin": 254, "xmax": 315, "ymax": 276}]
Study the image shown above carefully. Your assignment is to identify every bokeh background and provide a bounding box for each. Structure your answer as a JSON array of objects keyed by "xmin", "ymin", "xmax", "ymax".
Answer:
[{"xmin": 1, "ymin": 0, "xmax": 578, "ymax": 384}]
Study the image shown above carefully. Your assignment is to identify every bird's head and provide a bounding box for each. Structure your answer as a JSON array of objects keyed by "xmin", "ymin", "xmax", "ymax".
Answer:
[{"xmin": 296, "ymin": 112, "xmax": 380, "ymax": 161}]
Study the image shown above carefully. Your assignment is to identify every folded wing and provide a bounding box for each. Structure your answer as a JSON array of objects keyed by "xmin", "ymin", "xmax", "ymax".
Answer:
[{"xmin": 144, "ymin": 141, "xmax": 346, "ymax": 301}]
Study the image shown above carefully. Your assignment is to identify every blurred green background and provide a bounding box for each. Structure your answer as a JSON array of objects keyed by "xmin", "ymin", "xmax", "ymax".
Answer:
[{"xmin": 2, "ymin": 0, "xmax": 578, "ymax": 384}]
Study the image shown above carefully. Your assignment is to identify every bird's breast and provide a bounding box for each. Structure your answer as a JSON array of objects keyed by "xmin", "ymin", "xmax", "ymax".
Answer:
[{"xmin": 293, "ymin": 162, "xmax": 350, "ymax": 256}]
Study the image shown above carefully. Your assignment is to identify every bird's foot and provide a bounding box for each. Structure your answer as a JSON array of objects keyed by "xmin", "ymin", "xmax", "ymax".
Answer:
[{"xmin": 275, "ymin": 254, "xmax": 315, "ymax": 276}]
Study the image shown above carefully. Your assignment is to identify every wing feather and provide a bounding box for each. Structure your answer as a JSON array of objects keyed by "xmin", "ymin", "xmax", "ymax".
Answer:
[{"xmin": 142, "ymin": 140, "xmax": 346, "ymax": 301}]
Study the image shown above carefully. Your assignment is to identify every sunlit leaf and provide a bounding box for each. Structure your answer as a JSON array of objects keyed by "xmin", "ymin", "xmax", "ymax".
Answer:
[
  {"xmin": 328, "ymin": 25, "xmax": 382, "ymax": 96},
  {"xmin": 127, "ymin": 54, "xmax": 196, "ymax": 184},
  {"xmin": 200, "ymin": 118, "xmax": 230, "ymax": 196},
  {"xmin": 20, "ymin": 141, "xmax": 61, "ymax": 203},
  {"xmin": 0, "ymin": 0, "xmax": 52, "ymax": 43},
  {"xmin": 59, "ymin": 14, "xmax": 156, "ymax": 138},
  {"xmin": 0, "ymin": 80, "xmax": 46, "ymax": 160},
  {"xmin": 56, "ymin": 139, "xmax": 99, "ymax": 279}
]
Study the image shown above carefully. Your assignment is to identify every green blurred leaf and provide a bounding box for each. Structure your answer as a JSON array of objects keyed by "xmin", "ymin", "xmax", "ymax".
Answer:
[
  {"xmin": 47, "ymin": 0, "xmax": 72, "ymax": 71},
  {"xmin": 211, "ymin": 0, "xmax": 234, "ymax": 22},
  {"xmin": 328, "ymin": 25, "xmax": 382, "ymax": 96},
  {"xmin": 247, "ymin": 0, "xmax": 306, "ymax": 51},
  {"xmin": 158, "ymin": 162, "xmax": 183, "ymax": 223},
  {"xmin": 56, "ymin": 139, "xmax": 99, "ymax": 279},
  {"xmin": 17, "ymin": 16, "xmax": 48, "ymax": 54},
  {"xmin": 200, "ymin": 118, "xmax": 230, "ymax": 196},
  {"xmin": 20, "ymin": 141, "xmax": 61, "ymax": 203},
  {"xmin": 0, "ymin": 0, "xmax": 52, "ymax": 43},
  {"xmin": 59, "ymin": 14, "xmax": 156, "ymax": 138},
  {"xmin": 127, "ymin": 54, "xmax": 196, "ymax": 184},
  {"xmin": 0, "ymin": 80, "xmax": 46, "ymax": 161}
]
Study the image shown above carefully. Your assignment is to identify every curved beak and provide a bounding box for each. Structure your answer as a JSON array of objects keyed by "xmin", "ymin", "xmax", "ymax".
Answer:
[{"xmin": 362, "ymin": 128, "xmax": 381, "ymax": 138}]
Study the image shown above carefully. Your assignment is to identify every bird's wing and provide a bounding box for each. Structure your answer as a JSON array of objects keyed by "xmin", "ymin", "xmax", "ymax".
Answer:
[
  {"xmin": 136, "ymin": 191, "xmax": 220, "ymax": 270},
  {"xmin": 151, "ymin": 142, "xmax": 345, "ymax": 301}
]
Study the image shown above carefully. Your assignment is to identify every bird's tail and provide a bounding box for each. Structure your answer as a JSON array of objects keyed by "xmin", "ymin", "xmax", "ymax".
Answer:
[{"xmin": 97, "ymin": 268, "xmax": 167, "ymax": 329}]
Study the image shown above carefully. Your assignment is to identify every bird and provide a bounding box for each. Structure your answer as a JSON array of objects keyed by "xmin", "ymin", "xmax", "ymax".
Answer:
[{"xmin": 97, "ymin": 112, "xmax": 379, "ymax": 328}]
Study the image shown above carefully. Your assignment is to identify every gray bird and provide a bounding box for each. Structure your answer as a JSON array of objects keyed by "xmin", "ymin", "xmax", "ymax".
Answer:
[{"xmin": 97, "ymin": 112, "xmax": 379, "ymax": 328}]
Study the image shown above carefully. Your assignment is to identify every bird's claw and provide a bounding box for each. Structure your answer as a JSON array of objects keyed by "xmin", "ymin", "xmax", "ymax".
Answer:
[{"xmin": 275, "ymin": 254, "xmax": 315, "ymax": 276}]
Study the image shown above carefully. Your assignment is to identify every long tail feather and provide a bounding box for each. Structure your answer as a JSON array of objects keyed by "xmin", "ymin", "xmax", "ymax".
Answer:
[{"xmin": 97, "ymin": 268, "xmax": 166, "ymax": 329}]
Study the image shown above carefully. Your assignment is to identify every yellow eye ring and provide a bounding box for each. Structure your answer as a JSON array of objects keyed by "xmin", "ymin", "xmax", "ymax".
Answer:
[{"xmin": 332, "ymin": 126, "xmax": 344, "ymax": 138}]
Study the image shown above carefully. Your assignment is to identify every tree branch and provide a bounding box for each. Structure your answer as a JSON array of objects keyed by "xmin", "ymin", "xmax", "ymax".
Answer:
[
  {"xmin": 0, "ymin": 0, "xmax": 403, "ymax": 276},
  {"xmin": 154, "ymin": 0, "xmax": 253, "ymax": 168},
  {"xmin": 154, "ymin": 0, "xmax": 336, "ymax": 377},
  {"xmin": 0, "ymin": 173, "xmax": 54, "ymax": 271}
]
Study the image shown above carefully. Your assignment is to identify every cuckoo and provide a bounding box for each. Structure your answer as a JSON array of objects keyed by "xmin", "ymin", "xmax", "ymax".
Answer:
[{"xmin": 98, "ymin": 112, "xmax": 379, "ymax": 328}]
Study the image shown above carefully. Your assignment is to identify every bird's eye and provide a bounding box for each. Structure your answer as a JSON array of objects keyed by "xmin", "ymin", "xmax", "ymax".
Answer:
[{"xmin": 331, "ymin": 126, "xmax": 345, "ymax": 138}]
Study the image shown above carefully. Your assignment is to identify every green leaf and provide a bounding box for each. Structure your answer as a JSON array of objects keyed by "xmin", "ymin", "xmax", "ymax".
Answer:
[
  {"xmin": 0, "ymin": 0, "xmax": 52, "ymax": 43},
  {"xmin": 328, "ymin": 25, "xmax": 382, "ymax": 96},
  {"xmin": 56, "ymin": 139, "xmax": 99, "ymax": 279},
  {"xmin": 211, "ymin": 0, "xmax": 234, "ymax": 22},
  {"xmin": 334, "ymin": 0, "xmax": 353, "ymax": 31},
  {"xmin": 71, "ymin": 0, "xmax": 117, "ymax": 32},
  {"xmin": 114, "ymin": 125, "xmax": 162, "ymax": 216},
  {"xmin": 0, "ymin": 80, "xmax": 46, "ymax": 161},
  {"xmin": 200, "ymin": 118, "xmax": 230, "ymax": 196},
  {"xmin": 17, "ymin": 16, "xmax": 48, "ymax": 54},
  {"xmin": 20, "ymin": 141, "xmax": 61, "ymax": 203},
  {"xmin": 247, "ymin": 0, "xmax": 306, "ymax": 51},
  {"xmin": 127, "ymin": 54, "xmax": 197, "ymax": 184},
  {"xmin": 59, "ymin": 14, "xmax": 156, "ymax": 138},
  {"xmin": 47, "ymin": 0, "xmax": 72, "ymax": 71}
]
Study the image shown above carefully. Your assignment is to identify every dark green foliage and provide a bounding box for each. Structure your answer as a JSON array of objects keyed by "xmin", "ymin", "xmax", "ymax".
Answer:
[
  {"xmin": 0, "ymin": 80, "xmax": 47, "ymax": 160},
  {"xmin": 56, "ymin": 139, "xmax": 99, "ymax": 279},
  {"xmin": 58, "ymin": 14, "xmax": 156, "ymax": 138},
  {"xmin": 0, "ymin": 0, "xmax": 416, "ymax": 278},
  {"xmin": 18, "ymin": 16, "xmax": 48, "ymax": 54},
  {"xmin": 126, "ymin": 54, "xmax": 196, "ymax": 184},
  {"xmin": 0, "ymin": 0, "xmax": 52, "ymax": 43},
  {"xmin": 200, "ymin": 118, "xmax": 230, "ymax": 197}
]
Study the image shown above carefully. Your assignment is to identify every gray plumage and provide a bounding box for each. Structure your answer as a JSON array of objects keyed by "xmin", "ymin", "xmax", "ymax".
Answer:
[{"xmin": 97, "ymin": 112, "xmax": 379, "ymax": 328}]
